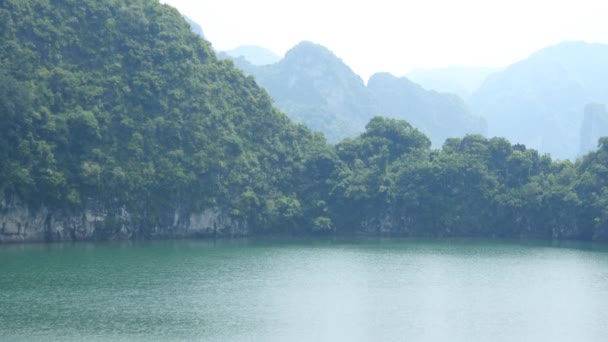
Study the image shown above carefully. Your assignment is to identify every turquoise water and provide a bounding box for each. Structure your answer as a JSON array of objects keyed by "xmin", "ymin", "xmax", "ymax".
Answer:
[{"xmin": 1, "ymin": 238, "xmax": 608, "ymax": 341}]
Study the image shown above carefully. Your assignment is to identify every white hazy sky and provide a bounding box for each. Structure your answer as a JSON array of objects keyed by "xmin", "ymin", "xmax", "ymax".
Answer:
[{"xmin": 161, "ymin": 0, "xmax": 608, "ymax": 80}]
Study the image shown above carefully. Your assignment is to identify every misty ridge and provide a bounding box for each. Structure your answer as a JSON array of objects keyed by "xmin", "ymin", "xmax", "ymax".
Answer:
[{"xmin": 211, "ymin": 32, "xmax": 608, "ymax": 161}]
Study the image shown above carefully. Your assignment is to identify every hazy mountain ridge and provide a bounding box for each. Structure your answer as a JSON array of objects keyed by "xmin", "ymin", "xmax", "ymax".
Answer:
[
  {"xmin": 183, "ymin": 18, "xmax": 608, "ymax": 159},
  {"xmin": 407, "ymin": 66, "xmax": 500, "ymax": 101},
  {"xmin": 471, "ymin": 41, "xmax": 608, "ymax": 160},
  {"xmin": 223, "ymin": 41, "xmax": 486, "ymax": 145},
  {"xmin": 368, "ymin": 72, "xmax": 487, "ymax": 147},
  {"xmin": 230, "ymin": 41, "xmax": 377, "ymax": 142}
]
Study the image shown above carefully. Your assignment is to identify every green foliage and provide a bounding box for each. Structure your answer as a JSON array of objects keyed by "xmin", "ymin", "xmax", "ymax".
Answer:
[
  {"xmin": 576, "ymin": 139, "xmax": 608, "ymax": 239},
  {"xmin": 327, "ymin": 124, "xmax": 599, "ymax": 240},
  {"xmin": 1, "ymin": 0, "xmax": 607, "ymax": 241},
  {"xmin": 0, "ymin": 0, "xmax": 325, "ymax": 233}
]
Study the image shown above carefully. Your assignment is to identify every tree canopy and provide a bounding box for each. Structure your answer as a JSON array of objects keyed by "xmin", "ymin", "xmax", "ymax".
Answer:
[{"xmin": 1, "ymin": 0, "xmax": 607, "ymax": 241}]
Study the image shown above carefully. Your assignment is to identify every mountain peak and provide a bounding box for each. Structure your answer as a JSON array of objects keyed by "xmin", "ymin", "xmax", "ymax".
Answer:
[
  {"xmin": 283, "ymin": 41, "xmax": 341, "ymax": 64},
  {"xmin": 280, "ymin": 41, "xmax": 363, "ymax": 84},
  {"xmin": 289, "ymin": 40, "xmax": 331, "ymax": 52}
]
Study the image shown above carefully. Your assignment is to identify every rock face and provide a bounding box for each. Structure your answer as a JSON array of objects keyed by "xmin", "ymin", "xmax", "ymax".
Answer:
[
  {"xmin": 0, "ymin": 193, "xmax": 249, "ymax": 243},
  {"xmin": 579, "ymin": 103, "xmax": 608, "ymax": 156},
  {"xmin": 353, "ymin": 207, "xmax": 586, "ymax": 240}
]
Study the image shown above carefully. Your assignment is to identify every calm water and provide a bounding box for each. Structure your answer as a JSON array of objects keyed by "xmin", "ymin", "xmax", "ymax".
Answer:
[{"xmin": 1, "ymin": 238, "xmax": 608, "ymax": 341}]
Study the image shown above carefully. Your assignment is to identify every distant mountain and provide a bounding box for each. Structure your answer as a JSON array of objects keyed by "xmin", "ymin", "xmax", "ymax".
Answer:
[
  {"xmin": 407, "ymin": 66, "xmax": 500, "ymax": 101},
  {"xmin": 224, "ymin": 45, "xmax": 281, "ymax": 66},
  {"xmin": 225, "ymin": 41, "xmax": 485, "ymax": 145},
  {"xmin": 183, "ymin": 15, "xmax": 204, "ymax": 37},
  {"xmin": 531, "ymin": 41, "xmax": 608, "ymax": 103},
  {"xmin": 368, "ymin": 73, "xmax": 486, "ymax": 146},
  {"xmin": 470, "ymin": 41, "xmax": 608, "ymax": 160},
  {"xmin": 233, "ymin": 41, "xmax": 376, "ymax": 142},
  {"xmin": 580, "ymin": 103, "xmax": 608, "ymax": 156}
]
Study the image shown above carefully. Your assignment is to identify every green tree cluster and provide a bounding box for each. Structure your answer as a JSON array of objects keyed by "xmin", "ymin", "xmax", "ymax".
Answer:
[
  {"xmin": 325, "ymin": 121, "xmax": 592, "ymax": 239},
  {"xmin": 0, "ymin": 0, "xmax": 331, "ymax": 237},
  {"xmin": 1, "ymin": 0, "xmax": 607, "ymax": 241}
]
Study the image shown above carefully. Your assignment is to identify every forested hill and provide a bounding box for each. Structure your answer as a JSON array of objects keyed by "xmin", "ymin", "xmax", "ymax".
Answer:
[
  {"xmin": 1, "ymin": 0, "xmax": 608, "ymax": 242},
  {"xmin": 0, "ymin": 0, "xmax": 333, "ymax": 239}
]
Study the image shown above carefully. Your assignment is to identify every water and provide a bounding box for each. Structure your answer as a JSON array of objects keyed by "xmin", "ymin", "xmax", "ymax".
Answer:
[{"xmin": 1, "ymin": 238, "xmax": 608, "ymax": 341}]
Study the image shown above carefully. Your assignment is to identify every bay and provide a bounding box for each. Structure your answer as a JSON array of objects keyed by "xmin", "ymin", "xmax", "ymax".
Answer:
[{"xmin": 1, "ymin": 238, "xmax": 608, "ymax": 341}]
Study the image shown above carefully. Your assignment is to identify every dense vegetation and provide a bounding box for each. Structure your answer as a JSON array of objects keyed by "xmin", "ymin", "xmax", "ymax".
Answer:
[
  {"xmin": 0, "ymin": 0, "xmax": 331, "ymax": 236},
  {"xmin": 330, "ymin": 118, "xmax": 608, "ymax": 240},
  {"xmin": 1, "ymin": 0, "xmax": 607, "ymax": 240}
]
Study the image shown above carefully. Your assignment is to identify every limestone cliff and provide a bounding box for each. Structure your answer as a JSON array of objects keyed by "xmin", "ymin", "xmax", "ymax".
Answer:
[{"xmin": 0, "ymin": 193, "xmax": 248, "ymax": 243}]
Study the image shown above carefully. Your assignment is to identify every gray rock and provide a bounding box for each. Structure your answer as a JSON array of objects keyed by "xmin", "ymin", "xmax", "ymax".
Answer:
[{"xmin": 0, "ymin": 192, "xmax": 249, "ymax": 243}]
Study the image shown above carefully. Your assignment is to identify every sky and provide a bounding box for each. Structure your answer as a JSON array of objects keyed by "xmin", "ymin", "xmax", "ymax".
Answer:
[{"xmin": 161, "ymin": 0, "xmax": 608, "ymax": 81}]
